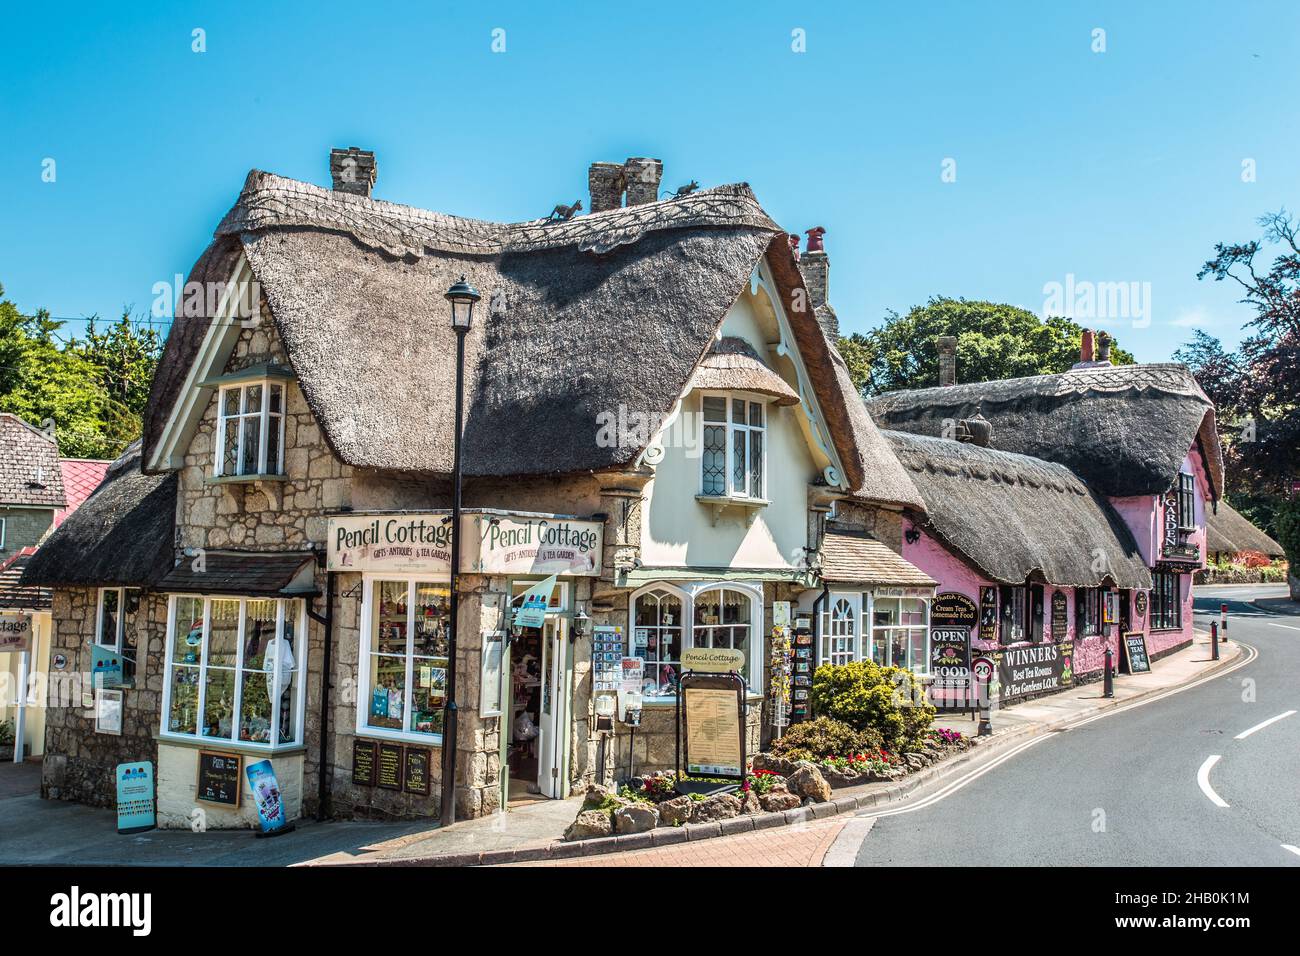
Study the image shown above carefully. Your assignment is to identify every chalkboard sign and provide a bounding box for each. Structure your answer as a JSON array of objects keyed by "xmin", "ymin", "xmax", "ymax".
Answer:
[
  {"xmin": 377, "ymin": 742, "xmax": 404, "ymax": 790},
  {"xmin": 196, "ymin": 751, "xmax": 242, "ymax": 806},
  {"xmin": 352, "ymin": 739, "xmax": 377, "ymax": 786},
  {"xmin": 1122, "ymin": 631, "xmax": 1151, "ymax": 674},
  {"xmin": 404, "ymin": 747, "xmax": 431, "ymax": 796},
  {"xmin": 1051, "ymin": 591, "xmax": 1068, "ymax": 641}
]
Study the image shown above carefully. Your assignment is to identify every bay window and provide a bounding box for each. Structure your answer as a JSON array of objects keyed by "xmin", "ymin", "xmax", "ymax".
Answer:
[
  {"xmin": 163, "ymin": 595, "xmax": 305, "ymax": 748},
  {"xmin": 870, "ymin": 595, "xmax": 929, "ymax": 672},
  {"xmin": 1151, "ymin": 573, "xmax": 1182, "ymax": 630},
  {"xmin": 628, "ymin": 583, "xmax": 760, "ymax": 698},
  {"xmin": 700, "ymin": 394, "xmax": 766, "ymax": 499},
  {"xmin": 359, "ymin": 578, "xmax": 450, "ymax": 741},
  {"xmin": 96, "ymin": 587, "xmax": 142, "ymax": 686},
  {"xmin": 632, "ymin": 588, "xmax": 683, "ymax": 700},
  {"xmin": 216, "ymin": 380, "xmax": 285, "ymax": 477}
]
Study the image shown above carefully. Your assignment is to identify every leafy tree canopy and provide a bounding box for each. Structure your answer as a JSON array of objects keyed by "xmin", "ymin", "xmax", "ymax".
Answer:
[
  {"xmin": 0, "ymin": 282, "xmax": 161, "ymax": 459},
  {"xmin": 840, "ymin": 296, "xmax": 1134, "ymax": 396}
]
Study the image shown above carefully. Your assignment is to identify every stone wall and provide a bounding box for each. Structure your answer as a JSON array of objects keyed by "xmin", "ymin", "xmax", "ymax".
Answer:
[{"xmin": 41, "ymin": 588, "xmax": 167, "ymax": 807}]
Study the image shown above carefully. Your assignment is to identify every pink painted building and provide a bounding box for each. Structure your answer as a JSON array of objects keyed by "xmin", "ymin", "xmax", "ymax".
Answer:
[{"xmin": 865, "ymin": 343, "xmax": 1224, "ymax": 706}]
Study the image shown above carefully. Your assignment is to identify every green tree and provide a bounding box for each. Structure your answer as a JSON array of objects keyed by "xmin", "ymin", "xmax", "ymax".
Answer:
[{"xmin": 840, "ymin": 296, "xmax": 1135, "ymax": 396}]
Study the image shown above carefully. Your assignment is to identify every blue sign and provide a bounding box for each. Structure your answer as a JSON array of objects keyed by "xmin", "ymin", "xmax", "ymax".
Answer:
[
  {"xmin": 245, "ymin": 759, "xmax": 288, "ymax": 833},
  {"xmin": 513, "ymin": 574, "xmax": 557, "ymax": 630},
  {"xmin": 91, "ymin": 643, "xmax": 125, "ymax": 689},
  {"xmin": 115, "ymin": 761, "xmax": 156, "ymax": 834}
]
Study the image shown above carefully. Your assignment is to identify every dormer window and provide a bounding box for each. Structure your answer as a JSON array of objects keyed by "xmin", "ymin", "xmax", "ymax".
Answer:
[
  {"xmin": 700, "ymin": 393, "xmax": 766, "ymax": 500},
  {"xmin": 216, "ymin": 380, "xmax": 285, "ymax": 478},
  {"xmin": 1175, "ymin": 472, "xmax": 1196, "ymax": 530}
]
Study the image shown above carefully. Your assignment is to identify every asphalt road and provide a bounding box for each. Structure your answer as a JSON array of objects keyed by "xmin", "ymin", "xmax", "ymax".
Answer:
[{"xmin": 855, "ymin": 585, "xmax": 1300, "ymax": 867}]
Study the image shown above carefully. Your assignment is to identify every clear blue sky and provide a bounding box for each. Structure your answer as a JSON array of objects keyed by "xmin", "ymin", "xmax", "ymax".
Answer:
[{"xmin": 2, "ymin": 1, "xmax": 1297, "ymax": 361}]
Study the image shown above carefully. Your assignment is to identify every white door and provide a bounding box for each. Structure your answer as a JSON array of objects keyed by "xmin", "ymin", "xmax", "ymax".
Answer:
[
  {"xmin": 537, "ymin": 618, "xmax": 570, "ymax": 798},
  {"xmin": 823, "ymin": 593, "xmax": 862, "ymax": 666}
]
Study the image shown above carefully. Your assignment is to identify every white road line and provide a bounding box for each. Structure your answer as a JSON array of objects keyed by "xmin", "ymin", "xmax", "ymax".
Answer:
[
  {"xmin": 1266, "ymin": 622, "xmax": 1300, "ymax": 631},
  {"xmin": 1234, "ymin": 710, "xmax": 1297, "ymax": 740},
  {"xmin": 1282, "ymin": 845, "xmax": 1300, "ymax": 858},
  {"xmin": 1197, "ymin": 755, "xmax": 1230, "ymax": 808}
]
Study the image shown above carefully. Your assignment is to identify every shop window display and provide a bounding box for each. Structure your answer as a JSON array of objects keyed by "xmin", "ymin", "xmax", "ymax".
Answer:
[
  {"xmin": 363, "ymin": 580, "xmax": 450, "ymax": 739},
  {"xmin": 632, "ymin": 588, "xmax": 682, "ymax": 699}
]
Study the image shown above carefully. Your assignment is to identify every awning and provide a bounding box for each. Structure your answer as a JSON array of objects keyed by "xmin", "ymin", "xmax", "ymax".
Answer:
[
  {"xmin": 688, "ymin": 337, "xmax": 801, "ymax": 406},
  {"xmin": 818, "ymin": 530, "xmax": 937, "ymax": 588},
  {"xmin": 158, "ymin": 550, "xmax": 317, "ymax": 597}
]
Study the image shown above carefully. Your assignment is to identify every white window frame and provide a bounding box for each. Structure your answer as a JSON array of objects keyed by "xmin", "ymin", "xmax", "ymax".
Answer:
[
  {"xmin": 820, "ymin": 593, "xmax": 862, "ymax": 666},
  {"xmin": 0, "ymin": 517, "xmax": 6, "ymax": 550},
  {"xmin": 356, "ymin": 573, "xmax": 453, "ymax": 745},
  {"xmin": 160, "ymin": 594, "xmax": 308, "ymax": 752},
  {"xmin": 95, "ymin": 587, "xmax": 140, "ymax": 650},
  {"xmin": 214, "ymin": 380, "xmax": 286, "ymax": 478},
  {"xmin": 627, "ymin": 580, "xmax": 764, "ymax": 699},
  {"xmin": 699, "ymin": 392, "xmax": 768, "ymax": 501},
  {"xmin": 859, "ymin": 591, "xmax": 931, "ymax": 675}
]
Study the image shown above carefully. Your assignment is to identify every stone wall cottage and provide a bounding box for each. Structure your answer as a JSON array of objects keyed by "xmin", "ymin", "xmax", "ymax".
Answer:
[
  {"xmin": 24, "ymin": 151, "xmax": 928, "ymax": 825},
  {"xmin": 867, "ymin": 341, "xmax": 1226, "ymax": 701}
]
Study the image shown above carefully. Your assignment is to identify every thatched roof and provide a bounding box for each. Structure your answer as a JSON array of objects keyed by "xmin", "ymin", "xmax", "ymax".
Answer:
[
  {"xmin": 20, "ymin": 446, "xmax": 177, "ymax": 588},
  {"xmin": 142, "ymin": 169, "xmax": 922, "ymax": 510},
  {"xmin": 868, "ymin": 364, "xmax": 1224, "ymax": 500},
  {"xmin": 886, "ymin": 430, "xmax": 1152, "ymax": 589},
  {"xmin": 689, "ymin": 337, "xmax": 800, "ymax": 405},
  {"xmin": 819, "ymin": 528, "xmax": 936, "ymax": 587},
  {"xmin": 0, "ymin": 414, "xmax": 65, "ymax": 508},
  {"xmin": 1206, "ymin": 501, "xmax": 1284, "ymax": 558}
]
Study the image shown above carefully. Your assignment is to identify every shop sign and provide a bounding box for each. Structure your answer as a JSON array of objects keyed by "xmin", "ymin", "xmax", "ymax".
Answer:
[
  {"xmin": 1051, "ymin": 591, "xmax": 1069, "ymax": 640},
  {"xmin": 1134, "ymin": 591, "xmax": 1148, "ymax": 619},
  {"xmin": 1122, "ymin": 631, "xmax": 1152, "ymax": 674},
  {"xmin": 929, "ymin": 628, "xmax": 971, "ymax": 707},
  {"xmin": 682, "ymin": 684, "xmax": 744, "ymax": 777},
  {"xmin": 196, "ymin": 751, "xmax": 242, "ymax": 806},
  {"xmin": 978, "ymin": 587, "xmax": 998, "ymax": 642},
  {"xmin": 512, "ymin": 574, "xmax": 557, "ymax": 629},
  {"xmin": 327, "ymin": 512, "xmax": 604, "ymax": 576},
  {"xmin": 681, "ymin": 647, "xmax": 745, "ymax": 673},
  {"xmin": 245, "ymin": 759, "xmax": 289, "ymax": 833},
  {"xmin": 930, "ymin": 592, "xmax": 978, "ymax": 629},
  {"xmin": 0, "ymin": 612, "xmax": 32, "ymax": 654},
  {"xmin": 998, "ymin": 641, "xmax": 1074, "ymax": 703},
  {"xmin": 115, "ymin": 762, "xmax": 156, "ymax": 834}
]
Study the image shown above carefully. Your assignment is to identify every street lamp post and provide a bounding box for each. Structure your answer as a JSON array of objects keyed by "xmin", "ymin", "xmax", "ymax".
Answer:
[{"xmin": 440, "ymin": 275, "xmax": 480, "ymax": 827}]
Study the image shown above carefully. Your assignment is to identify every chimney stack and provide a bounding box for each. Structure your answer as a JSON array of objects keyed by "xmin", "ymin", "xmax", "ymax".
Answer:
[
  {"xmin": 588, "ymin": 162, "xmax": 625, "ymax": 213},
  {"xmin": 330, "ymin": 147, "xmax": 377, "ymax": 197},
  {"xmin": 623, "ymin": 157, "xmax": 663, "ymax": 205},
  {"xmin": 1096, "ymin": 330, "xmax": 1113, "ymax": 364},
  {"xmin": 1079, "ymin": 328, "xmax": 1095, "ymax": 364},
  {"xmin": 798, "ymin": 227, "xmax": 829, "ymax": 310},
  {"xmin": 937, "ymin": 336, "xmax": 958, "ymax": 387}
]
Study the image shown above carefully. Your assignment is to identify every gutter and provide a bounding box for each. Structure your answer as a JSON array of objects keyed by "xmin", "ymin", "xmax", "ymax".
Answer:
[{"xmin": 305, "ymin": 569, "xmax": 335, "ymax": 821}]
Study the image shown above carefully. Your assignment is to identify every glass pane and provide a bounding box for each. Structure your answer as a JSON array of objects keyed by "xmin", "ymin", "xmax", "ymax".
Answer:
[
  {"xmin": 732, "ymin": 429, "xmax": 746, "ymax": 493},
  {"xmin": 702, "ymin": 424, "xmax": 726, "ymax": 495},
  {"xmin": 241, "ymin": 416, "xmax": 261, "ymax": 475},
  {"xmin": 721, "ymin": 590, "xmax": 748, "ymax": 625},
  {"xmin": 374, "ymin": 581, "xmax": 408, "ymax": 655},
  {"xmin": 367, "ymin": 655, "xmax": 406, "ymax": 730},
  {"xmin": 910, "ymin": 630, "xmax": 927, "ymax": 673},
  {"xmin": 267, "ymin": 415, "xmax": 281, "ymax": 474},
  {"xmin": 174, "ymin": 597, "xmax": 205, "ymax": 664},
  {"xmin": 202, "ymin": 667, "xmax": 236, "ymax": 739},
  {"xmin": 241, "ymin": 599, "xmax": 277, "ymax": 669},
  {"xmin": 410, "ymin": 658, "xmax": 447, "ymax": 736},
  {"xmin": 245, "ymin": 382, "xmax": 263, "ymax": 414},
  {"xmin": 207, "ymin": 599, "xmax": 240, "ymax": 666},
  {"xmin": 890, "ymin": 629, "xmax": 907, "ymax": 668},
  {"xmin": 749, "ymin": 430, "xmax": 763, "ymax": 497},
  {"xmin": 222, "ymin": 388, "xmax": 241, "ymax": 416},
  {"xmin": 222, "ymin": 419, "xmax": 239, "ymax": 474},
  {"xmin": 874, "ymin": 599, "xmax": 899, "ymax": 628},
  {"xmin": 695, "ymin": 591, "xmax": 720, "ymax": 627},
  {"xmin": 269, "ymin": 383, "xmax": 283, "ymax": 414},
  {"xmin": 277, "ymin": 603, "xmax": 300, "ymax": 743},
  {"xmin": 731, "ymin": 397, "xmax": 745, "ymax": 424},
  {"xmin": 749, "ymin": 402, "xmax": 763, "ymax": 426},
  {"xmin": 702, "ymin": 395, "xmax": 726, "ymax": 424},
  {"xmin": 239, "ymin": 669, "xmax": 272, "ymax": 743},
  {"xmin": 413, "ymin": 584, "xmax": 451, "ymax": 658},
  {"xmin": 98, "ymin": 589, "xmax": 119, "ymax": 646},
  {"xmin": 122, "ymin": 590, "xmax": 141, "ymax": 685},
  {"xmin": 167, "ymin": 666, "xmax": 199, "ymax": 735}
]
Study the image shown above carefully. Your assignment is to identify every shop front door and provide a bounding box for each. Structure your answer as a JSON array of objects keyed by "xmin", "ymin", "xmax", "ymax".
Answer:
[{"xmin": 537, "ymin": 617, "xmax": 570, "ymax": 799}]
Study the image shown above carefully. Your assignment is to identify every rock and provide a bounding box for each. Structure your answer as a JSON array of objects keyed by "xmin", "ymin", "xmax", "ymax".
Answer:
[
  {"xmin": 787, "ymin": 765, "xmax": 833, "ymax": 803},
  {"xmin": 658, "ymin": 795, "xmax": 695, "ymax": 827},
  {"xmin": 903, "ymin": 752, "xmax": 927, "ymax": 771},
  {"xmin": 753, "ymin": 752, "xmax": 799, "ymax": 776},
  {"xmin": 692, "ymin": 793, "xmax": 742, "ymax": 822},
  {"xmin": 613, "ymin": 803, "xmax": 659, "ymax": 834},
  {"xmin": 759, "ymin": 791, "xmax": 802, "ymax": 812},
  {"xmin": 739, "ymin": 790, "xmax": 763, "ymax": 815},
  {"xmin": 564, "ymin": 809, "xmax": 613, "ymax": 841},
  {"xmin": 583, "ymin": 783, "xmax": 614, "ymax": 806},
  {"xmin": 821, "ymin": 766, "xmax": 861, "ymax": 789}
]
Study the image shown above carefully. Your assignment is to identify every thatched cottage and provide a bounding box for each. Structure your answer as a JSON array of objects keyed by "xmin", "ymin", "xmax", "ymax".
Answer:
[
  {"xmin": 868, "ymin": 339, "xmax": 1225, "ymax": 697},
  {"xmin": 23, "ymin": 151, "xmax": 936, "ymax": 825}
]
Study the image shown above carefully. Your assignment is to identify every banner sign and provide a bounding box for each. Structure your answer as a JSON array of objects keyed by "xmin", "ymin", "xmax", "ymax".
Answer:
[
  {"xmin": 512, "ymin": 574, "xmax": 558, "ymax": 629},
  {"xmin": 681, "ymin": 647, "xmax": 745, "ymax": 673},
  {"xmin": 115, "ymin": 762, "xmax": 156, "ymax": 834},
  {"xmin": 0, "ymin": 612, "xmax": 32, "ymax": 653},
  {"xmin": 91, "ymin": 643, "xmax": 126, "ymax": 690},
  {"xmin": 998, "ymin": 641, "xmax": 1074, "ymax": 703},
  {"xmin": 327, "ymin": 512, "xmax": 603, "ymax": 576},
  {"xmin": 245, "ymin": 759, "xmax": 288, "ymax": 834}
]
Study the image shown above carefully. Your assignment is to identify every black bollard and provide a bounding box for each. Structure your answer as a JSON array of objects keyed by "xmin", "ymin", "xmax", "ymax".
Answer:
[
  {"xmin": 1103, "ymin": 646, "xmax": 1114, "ymax": 698},
  {"xmin": 1211, "ymin": 620, "xmax": 1220, "ymax": 661}
]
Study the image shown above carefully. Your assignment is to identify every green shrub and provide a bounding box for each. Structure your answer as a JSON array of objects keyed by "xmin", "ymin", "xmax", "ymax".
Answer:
[
  {"xmin": 769, "ymin": 716, "xmax": 880, "ymax": 760},
  {"xmin": 1276, "ymin": 500, "xmax": 1300, "ymax": 573},
  {"xmin": 809, "ymin": 660, "xmax": 935, "ymax": 751}
]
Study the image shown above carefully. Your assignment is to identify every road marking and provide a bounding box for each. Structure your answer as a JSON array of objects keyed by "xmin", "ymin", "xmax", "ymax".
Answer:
[
  {"xmin": 1234, "ymin": 710, "xmax": 1297, "ymax": 740},
  {"xmin": 1197, "ymin": 755, "xmax": 1230, "ymax": 808},
  {"xmin": 822, "ymin": 817, "xmax": 876, "ymax": 867},
  {"xmin": 1266, "ymin": 622, "xmax": 1300, "ymax": 631},
  {"xmin": 1283, "ymin": 845, "xmax": 1300, "ymax": 858}
]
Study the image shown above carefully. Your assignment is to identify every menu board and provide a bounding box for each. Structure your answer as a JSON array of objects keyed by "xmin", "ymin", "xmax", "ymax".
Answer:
[
  {"xmin": 591, "ymin": 625, "xmax": 624, "ymax": 692},
  {"xmin": 979, "ymin": 587, "xmax": 998, "ymax": 642},
  {"xmin": 929, "ymin": 628, "xmax": 971, "ymax": 709},
  {"xmin": 1051, "ymin": 591, "xmax": 1069, "ymax": 640},
  {"xmin": 1122, "ymin": 631, "xmax": 1151, "ymax": 674},
  {"xmin": 196, "ymin": 751, "xmax": 242, "ymax": 806},
  {"xmin": 404, "ymin": 747, "xmax": 432, "ymax": 796},
  {"xmin": 683, "ymin": 686, "xmax": 743, "ymax": 777},
  {"xmin": 352, "ymin": 739, "xmax": 377, "ymax": 786},
  {"xmin": 377, "ymin": 742, "xmax": 404, "ymax": 790}
]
